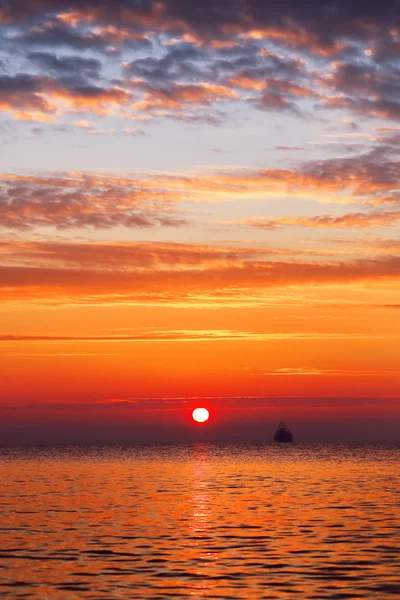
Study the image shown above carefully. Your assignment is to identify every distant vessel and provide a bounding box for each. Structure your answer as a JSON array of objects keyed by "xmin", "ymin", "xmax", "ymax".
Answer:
[{"xmin": 274, "ymin": 421, "xmax": 293, "ymax": 443}]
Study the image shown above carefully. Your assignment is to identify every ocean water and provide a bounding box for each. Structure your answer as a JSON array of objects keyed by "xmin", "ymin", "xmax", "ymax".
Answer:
[{"xmin": 0, "ymin": 444, "xmax": 399, "ymax": 599}]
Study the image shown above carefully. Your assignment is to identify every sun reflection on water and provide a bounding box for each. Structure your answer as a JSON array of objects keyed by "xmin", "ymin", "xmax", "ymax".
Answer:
[
  {"xmin": 189, "ymin": 444, "xmax": 221, "ymax": 595},
  {"xmin": 191, "ymin": 444, "xmax": 212, "ymax": 534}
]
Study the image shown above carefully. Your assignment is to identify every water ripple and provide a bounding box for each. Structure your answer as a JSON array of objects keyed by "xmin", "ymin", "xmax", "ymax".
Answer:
[{"xmin": 0, "ymin": 443, "xmax": 399, "ymax": 598}]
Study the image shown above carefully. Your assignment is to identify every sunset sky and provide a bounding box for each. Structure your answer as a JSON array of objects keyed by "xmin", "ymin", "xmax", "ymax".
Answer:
[{"xmin": 1, "ymin": 0, "xmax": 399, "ymax": 443}]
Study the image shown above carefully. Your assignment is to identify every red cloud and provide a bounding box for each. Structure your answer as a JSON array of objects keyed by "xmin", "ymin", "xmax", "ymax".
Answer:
[
  {"xmin": 0, "ymin": 152, "xmax": 399, "ymax": 231},
  {"xmin": 0, "ymin": 241, "xmax": 399, "ymax": 304},
  {"xmin": 245, "ymin": 210, "xmax": 400, "ymax": 230},
  {"xmin": 50, "ymin": 85, "xmax": 131, "ymax": 113},
  {"xmin": 132, "ymin": 82, "xmax": 237, "ymax": 112}
]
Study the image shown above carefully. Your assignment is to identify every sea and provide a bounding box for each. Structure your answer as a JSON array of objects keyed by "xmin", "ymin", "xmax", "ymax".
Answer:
[{"xmin": 0, "ymin": 444, "xmax": 399, "ymax": 599}]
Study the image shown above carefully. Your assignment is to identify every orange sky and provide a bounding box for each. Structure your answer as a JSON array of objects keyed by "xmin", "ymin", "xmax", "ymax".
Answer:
[
  {"xmin": 1, "ymin": 272, "xmax": 399, "ymax": 442},
  {"xmin": 1, "ymin": 0, "xmax": 399, "ymax": 442}
]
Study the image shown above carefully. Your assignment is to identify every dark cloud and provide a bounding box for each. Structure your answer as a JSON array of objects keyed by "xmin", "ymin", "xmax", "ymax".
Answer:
[
  {"xmin": 249, "ymin": 79, "xmax": 313, "ymax": 114},
  {"xmin": 321, "ymin": 58, "xmax": 400, "ymax": 121},
  {"xmin": 123, "ymin": 43, "xmax": 206, "ymax": 84},
  {"xmin": 0, "ymin": 72, "xmax": 131, "ymax": 118},
  {"xmin": 0, "ymin": 1, "xmax": 398, "ymax": 122},
  {"xmin": 0, "ymin": 73, "xmax": 55, "ymax": 114},
  {"xmin": 17, "ymin": 19, "xmax": 153, "ymax": 53},
  {"xmin": 0, "ymin": 73, "xmax": 40, "ymax": 93},
  {"xmin": 124, "ymin": 40, "xmax": 305, "ymax": 83},
  {"xmin": 123, "ymin": 42, "xmax": 309, "ymax": 115},
  {"xmin": 2, "ymin": 1, "xmax": 398, "ymax": 38},
  {"xmin": 28, "ymin": 52, "xmax": 101, "ymax": 80},
  {"xmin": 367, "ymin": 37, "xmax": 400, "ymax": 61},
  {"xmin": 21, "ymin": 22, "xmax": 110, "ymax": 50}
]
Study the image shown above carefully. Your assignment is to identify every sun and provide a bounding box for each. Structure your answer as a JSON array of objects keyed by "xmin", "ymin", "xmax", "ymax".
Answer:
[{"xmin": 192, "ymin": 408, "xmax": 210, "ymax": 423}]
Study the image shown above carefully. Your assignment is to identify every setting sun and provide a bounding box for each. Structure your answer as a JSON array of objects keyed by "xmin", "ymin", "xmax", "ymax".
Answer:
[
  {"xmin": 1, "ymin": 1, "xmax": 399, "ymax": 598},
  {"xmin": 192, "ymin": 408, "xmax": 210, "ymax": 423}
]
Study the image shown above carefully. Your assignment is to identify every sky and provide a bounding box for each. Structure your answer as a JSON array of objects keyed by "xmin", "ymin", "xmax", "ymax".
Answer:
[{"xmin": 0, "ymin": 0, "xmax": 399, "ymax": 443}]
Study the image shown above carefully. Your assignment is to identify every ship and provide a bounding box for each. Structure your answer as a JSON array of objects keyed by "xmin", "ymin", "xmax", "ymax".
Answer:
[{"xmin": 274, "ymin": 421, "xmax": 293, "ymax": 443}]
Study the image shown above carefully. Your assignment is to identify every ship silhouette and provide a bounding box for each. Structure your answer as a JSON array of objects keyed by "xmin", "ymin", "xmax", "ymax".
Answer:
[{"xmin": 274, "ymin": 421, "xmax": 293, "ymax": 443}]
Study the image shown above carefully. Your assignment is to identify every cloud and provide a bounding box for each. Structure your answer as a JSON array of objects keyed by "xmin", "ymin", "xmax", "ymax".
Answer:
[
  {"xmin": 0, "ymin": 329, "xmax": 393, "ymax": 343},
  {"xmin": 123, "ymin": 42, "xmax": 206, "ymax": 83},
  {"xmin": 28, "ymin": 52, "xmax": 102, "ymax": 80},
  {"xmin": 121, "ymin": 41, "xmax": 312, "ymax": 118},
  {"xmin": 0, "ymin": 240, "xmax": 278, "ymax": 269},
  {"xmin": 276, "ymin": 146, "xmax": 306, "ymax": 152},
  {"xmin": 375, "ymin": 130, "xmax": 400, "ymax": 147},
  {"xmin": 0, "ymin": 250, "xmax": 399, "ymax": 304},
  {"xmin": 246, "ymin": 367, "xmax": 400, "ymax": 377},
  {"xmin": 0, "ymin": 240, "xmax": 346, "ymax": 282},
  {"xmin": 0, "ymin": 173, "xmax": 187, "ymax": 230},
  {"xmin": 131, "ymin": 82, "xmax": 238, "ymax": 113},
  {"xmin": 245, "ymin": 209, "xmax": 400, "ymax": 230},
  {"xmin": 0, "ymin": 74, "xmax": 56, "ymax": 117},
  {"xmin": 48, "ymin": 83, "xmax": 131, "ymax": 113},
  {"xmin": 320, "ymin": 56, "xmax": 400, "ymax": 121},
  {"xmin": 0, "ymin": 1, "xmax": 398, "ymax": 125},
  {"xmin": 2, "ymin": 1, "xmax": 397, "ymax": 43},
  {"xmin": 18, "ymin": 21, "xmax": 121, "ymax": 51},
  {"xmin": 1, "ymin": 395, "xmax": 398, "ymax": 415},
  {"xmin": 377, "ymin": 305, "xmax": 400, "ymax": 309},
  {"xmin": 0, "ymin": 148, "xmax": 399, "ymax": 231},
  {"xmin": 0, "ymin": 72, "xmax": 132, "ymax": 120},
  {"xmin": 1, "ymin": 1, "xmax": 398, "ymax": 125}
]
